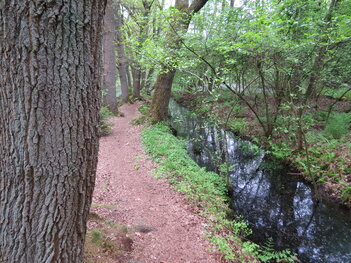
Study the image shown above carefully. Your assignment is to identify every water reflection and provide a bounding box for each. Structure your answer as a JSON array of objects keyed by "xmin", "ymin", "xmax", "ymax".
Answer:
[{"xmin": 168, "ymin": 99, "xmax": 351, "ymax": 263}]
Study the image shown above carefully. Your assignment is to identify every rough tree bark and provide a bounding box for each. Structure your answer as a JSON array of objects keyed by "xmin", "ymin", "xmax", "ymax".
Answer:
[
  {"xmin": 0, "ymin": 1, "xmax": 106, "ymax": 262},
  {"xmin": 150, "ymin": 68, "xmax": 176, "ymax": 121},
  {"xmin": 103, "ymin": 0, "xmax": 118, "ymax": 113},
  {"xmin": 149, "ymin": 0, "xmax": 208, "ymax": 122}
]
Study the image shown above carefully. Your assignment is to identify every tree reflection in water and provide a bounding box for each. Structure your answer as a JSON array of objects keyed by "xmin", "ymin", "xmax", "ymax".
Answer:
[{"xmin": 168, "ymin": 99, "xmax": 351, "ymax": 263}]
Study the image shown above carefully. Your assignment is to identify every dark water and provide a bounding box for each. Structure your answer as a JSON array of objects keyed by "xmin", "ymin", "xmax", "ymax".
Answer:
[{"xmin": 168, "ymin": 99, "xmax": 351, "ymax": 263}]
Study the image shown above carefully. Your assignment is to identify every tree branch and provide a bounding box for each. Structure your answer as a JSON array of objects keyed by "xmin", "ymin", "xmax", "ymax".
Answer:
[{"xmin": 188, "ymin": 0, "xmax": 209, "ymax": 14}]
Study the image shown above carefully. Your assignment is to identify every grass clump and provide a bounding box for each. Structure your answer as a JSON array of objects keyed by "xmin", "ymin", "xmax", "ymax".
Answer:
[
  {"xmin": 91, "ymin": 229, "xmax": 104, "ymax": 246},
  {"xmin": 323, "ymin": 87, "xmax": 351, "ymax": 101},
  {"xmin": 141, "ymin": 122, "xmax": 296, "ymax": 262},
  {"xmin": 91, "ymin": 202, "xmax": 118, "ymax": 210},
  {"xmin": 324, "ymin": 113, "xmax": 351, "ymax": 139},
  {"xmin": 130, "ymin": 104, "xmax": 150, "ymax": 126},
  {"xmin": 85, "ymin": 217, "xmax": 133, "ymax": 263},
  {"xmin": 227, "ymin": 118, "xmax": 249, "ymax": 135},
  {"xmin": 100, "ymin": 106, "xmax": 115, "ymax": 136}
]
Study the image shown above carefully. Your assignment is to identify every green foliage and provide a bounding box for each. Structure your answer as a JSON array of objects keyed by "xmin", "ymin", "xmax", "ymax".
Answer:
[
  {"xmin": 91, "ymin": 229, "xmax": 103, "ymax": 246},
  {"xmin": 208, "ymin": 235, "xmax": 237, "ymax": 260},
  {"xmin": 245, "ymin": 238, "xmax": 297, "ymax": 263},
  {"xmin": 228, "ymin": 118, "xmax": 249, "ymax": 135},
  {"xmin": 291, "ymin": 130, "xmax": 351, "ymax": 204},
  {"xmin": 131, "ymin": 104, "xmax": 151, "ymax": 126},
  {"xmin": 268, "ymin": 141, "xmax": 294, "ymax": 160},
  {"xmin": 323, "ymin": 87, "xmax": 351, "ymax": 101},
  {"xmin": 194, "ymin": 103, "xmax": 212, "ymax": 115},
  {"xmin": 100, "ymin": 106, "xmax": 115, "ymax": 136},
  {"xmin": 142, "ymin": 123, "xmax": 228, "ymax": 203},
  {"xmin": 324, "ymin": 113, "xmax": 351, "ymax": 139},
  {"xmin": 314, "ymin": 111, "xmax": 328, "ymax": 122},
  {"xmin": 133, "ymin": 155, "xmax": 142, "ymax": 170},
  {"xmin": 130, "ymin": 115, "xmax": 146, "ymax": 126},
  {"xmin": 124, "ymin": 0, "xmax": 351, "ymax": 206},
  {"xmin": 142, "ymin": 122, "xmax": 296, "ymax": 262},
  {"xmin": 138, "ymin": 104, "xmax": 150, "ymax": 115}
]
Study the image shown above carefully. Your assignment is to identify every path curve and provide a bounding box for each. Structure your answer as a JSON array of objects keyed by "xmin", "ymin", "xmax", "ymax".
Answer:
[{"xmin": 91, "ymin": 103, "xmax": 220, "ymax": 263}]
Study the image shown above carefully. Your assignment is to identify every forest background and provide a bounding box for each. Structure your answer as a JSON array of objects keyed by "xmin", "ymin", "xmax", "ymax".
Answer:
[{"xmin": 102, "ymin": 0, "xmax": 351, "ymax": 206}]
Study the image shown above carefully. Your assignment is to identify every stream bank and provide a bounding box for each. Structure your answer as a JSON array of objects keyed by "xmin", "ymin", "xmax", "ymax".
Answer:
[
  {"xmin": 168, "ymin": 99, "xmax": 351, "ymax": 263},
  {"xmin": 173, "ymin": 90, "xmax": 351, "ymax": 208}
]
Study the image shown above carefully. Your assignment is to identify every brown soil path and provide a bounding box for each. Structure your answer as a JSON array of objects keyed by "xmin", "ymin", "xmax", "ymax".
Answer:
[{"xmin": 91, "ymin": 103, "xmax": 221, "ymax": 263}]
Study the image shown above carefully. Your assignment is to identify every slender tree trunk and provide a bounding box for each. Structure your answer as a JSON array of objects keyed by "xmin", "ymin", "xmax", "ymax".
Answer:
[
  {"xmin": 128, "ymin": 0, "xmax": 154, "ymax": 101},
  {"xmin": 131, "ymin": 66, "xmax": 142, "ymax": 98},
  {"xmin": 297, "ymin": 0, "xmax": 340, "ymax": 150},
  {"xmin": 149, "ymin": 0, "xmax": 208, "ymax": 122},
  {"xmin": 145, "ymin": 68, "xmax": 155, "ymax": 95},
  {"xmin": 126, "ymin": 65, "xmax": 132, "ymax": 94},
  {"xmin": 141, "ymin": 70, "xmax": 146, "ymax": 90},
  {"xmin": 0, "ymin": 1, "xmax": 106, "ymax": 262},
  {"xmin": 305, "ymin": 0, "xmax": 340, "ymax": 99},
  {"xmin": 103, "ymin": 0, "xmax": 118, "ymax": 113},
  {"xmin": 115, "ymin": 1, "xmax": 129, "ymax": 103}
]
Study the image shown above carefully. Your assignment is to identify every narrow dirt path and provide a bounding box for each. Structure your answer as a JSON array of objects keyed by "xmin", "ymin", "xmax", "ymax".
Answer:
[{"xmin": 91, "ymin": 103, "xmax": 220, "ymax": 263}]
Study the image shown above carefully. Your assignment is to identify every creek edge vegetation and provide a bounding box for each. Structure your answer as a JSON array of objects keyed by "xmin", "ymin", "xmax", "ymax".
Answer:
[{"xmin": 139, "ymin": 107, "xmax": 297, "ymax": 262}]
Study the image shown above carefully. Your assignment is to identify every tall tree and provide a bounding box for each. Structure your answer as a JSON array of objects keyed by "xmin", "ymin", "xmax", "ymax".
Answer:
[
  {"xmin": 115, "ymin": 1, "xmax": 130, "ymax": 103},
  {"xmin": 0, "ymin": 1, "xmax": 106, "ymax": 262},
  {"xmin": 103, "ymin": 0, "xmax": 118, "ymax": 112},
  {"xmin": 149, "ymin": 0, "xmax": 209, "ymax": 122},
  {"xmin": 122, "ymin": 0, "xmax": 155, "ymax": 100}
]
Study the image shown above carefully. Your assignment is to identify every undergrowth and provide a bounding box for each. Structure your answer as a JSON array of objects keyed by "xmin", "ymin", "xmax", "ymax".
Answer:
[
  {"xmin": 85, "ymin": 214, "xmax": 132, "ymax": 263},
  {"xmin": 100, "ymin": 106, "xmax": 115, "ymax": 136},
  {"xmin": 130, "ymin": 104, "xmax": 150, "ymax": 126},
  {"xmin": 174, "ymin": 90, "xmax": 351, "ymax": 207},
  {"xmin": 142, "ymin": 122, "xmax": 297, "ymax": 262}
]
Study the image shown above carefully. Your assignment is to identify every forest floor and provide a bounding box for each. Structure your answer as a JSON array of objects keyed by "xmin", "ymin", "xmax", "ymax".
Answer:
[{"xmin": 85, "ymin": 103, "xmax": 221, "ymax": 263}]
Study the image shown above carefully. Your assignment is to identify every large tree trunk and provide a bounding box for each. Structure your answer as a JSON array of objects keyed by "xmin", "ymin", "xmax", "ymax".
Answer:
[
  {"xmin": 0, "ymin": 1, "xmax": 106, "ymax": 262},
  {"xmin": 149, "ymin": 70, "xmax": 176, "ymax": 122},
  {"xmin": 149, "ymin": 0, "xmax": 208, "ymax": 122},
  {"xmin": 103, "ymin": 0, "xmax": 118, "ymax": 113},
  {"xmin": 115, "ymin": 1, "xmax": 129, "ymax": 103}
]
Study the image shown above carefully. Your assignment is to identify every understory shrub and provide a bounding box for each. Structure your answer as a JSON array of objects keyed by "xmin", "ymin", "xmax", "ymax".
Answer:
[
  {"xmin": 100, "ymin": 106, "xmax": 115, "ymax": 135},
  {"xmin": 324, "ymin": 113, "xmax": 351, "ymax": 139}
]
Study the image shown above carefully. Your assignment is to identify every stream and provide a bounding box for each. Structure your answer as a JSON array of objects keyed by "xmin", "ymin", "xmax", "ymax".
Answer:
[{"xmin": 168, "ymin": 99, "xmax": 351, "ymax": 263}]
